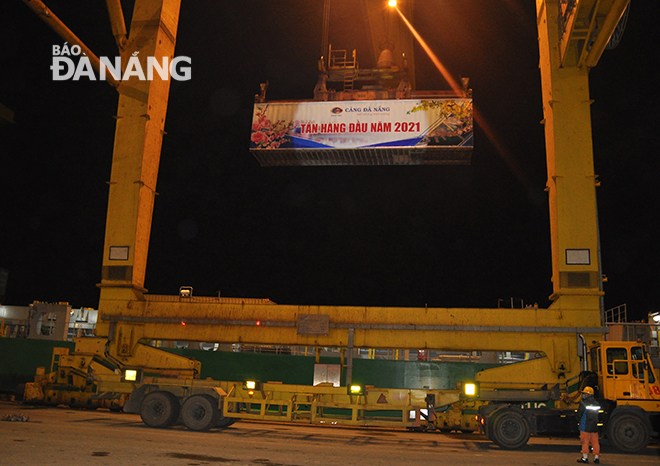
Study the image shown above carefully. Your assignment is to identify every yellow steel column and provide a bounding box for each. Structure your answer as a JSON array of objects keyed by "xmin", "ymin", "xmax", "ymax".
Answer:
[
  {"xmin": 98, "ymin": 0, "xmax": 181, "ymax": 303},
  {"xmin": 537, "ymin": 0, "xmax": 602, "ymax": 315}
]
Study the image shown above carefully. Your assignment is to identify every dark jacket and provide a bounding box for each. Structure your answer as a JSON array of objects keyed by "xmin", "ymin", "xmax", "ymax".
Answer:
[{"xmin": 577, "ymin": 395, "xmax": 600, "ymax": 433}]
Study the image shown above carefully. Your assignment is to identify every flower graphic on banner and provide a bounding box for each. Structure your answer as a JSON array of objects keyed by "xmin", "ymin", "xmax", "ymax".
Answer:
[
  {"xmin": 251, "ymin": 105, "xmax": 293, "ymax": 149},
  {"xmin": 407, "ymin": 100, "xmax": 473, "ymax": 145}
]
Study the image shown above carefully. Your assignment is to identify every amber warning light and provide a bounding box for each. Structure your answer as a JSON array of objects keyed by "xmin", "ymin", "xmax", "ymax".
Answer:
[{"xmin": 463, "ymin": 382, "xmax": 479, "ymax": 397}]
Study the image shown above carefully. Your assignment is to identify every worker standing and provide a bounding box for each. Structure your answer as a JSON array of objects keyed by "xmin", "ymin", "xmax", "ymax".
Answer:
[{"xmin": 576, "ymin": 386, "xmax": 601, "ymax": 464}]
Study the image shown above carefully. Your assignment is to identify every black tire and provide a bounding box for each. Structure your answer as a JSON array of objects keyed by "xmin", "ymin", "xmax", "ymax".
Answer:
[
  {"xmin": 216, "ymin": 402, "xmax": 239, "ymax": 428},
  {"xmin": 181, "ymin": 395, "xmax": 220, "ymax": 431},
  {"xmin": 490, "ymin": 407, "xmax": 531, "ymax": 450},
  {"xmin": 606, "ymin": 412, "xmax": 650, "ymax": 453},
  {"xmin": 140, "ymin": 391, "xmax": 180, "ymax": 428},
  {"xmin": 216, "ymin": 415, "xmax": 237, "ymax": 428}
]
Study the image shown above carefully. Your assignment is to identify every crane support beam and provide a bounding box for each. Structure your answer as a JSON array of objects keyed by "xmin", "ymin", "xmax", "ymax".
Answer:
[
  {"xmin": 21, "ymin": 0, "xmax": 121, "ymax": 89},
  {"xmin": 105, "ymin": 0, "xmax": 128, "ymax": 52},
  {"xmin": 557, "ymin": 0, "xmax": 630, "ymax": 68},
  {"xmin": 98, "ymin": 0, "xmax": 181, "ymax": 301},
  {"xmin": 94, "ymin": 294, "xmax": 604, "ymax": 375},
  {"xmin": 537, "ymin": 0, "xmax": 604, "ymax": 313}
]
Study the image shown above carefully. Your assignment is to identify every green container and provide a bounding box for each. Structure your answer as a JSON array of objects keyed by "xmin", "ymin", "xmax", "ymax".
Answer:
[
  {"xmin": 0, "ymin": 339, "xmax": 75, "ymax": 394},
  {"xmin": 165, "ymin": 346, "xmax": 496, "ymax": 389},
  {"xmin": 0, "ymin": 339, "xmax": 497, "ymax": 395}
]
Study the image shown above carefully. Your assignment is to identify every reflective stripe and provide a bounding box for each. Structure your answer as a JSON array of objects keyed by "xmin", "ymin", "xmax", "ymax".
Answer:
[{"xmin": 586, "ymin": 406, "xmax": 601, "ymax": 410}]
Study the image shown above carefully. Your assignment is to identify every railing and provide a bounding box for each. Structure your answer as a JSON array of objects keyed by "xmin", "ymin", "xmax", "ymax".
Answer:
[
  {"xmin": 328, "ymin": 45, "xmax": 357, "ymax": 69},
  {"xmin": 605, "ymin": 304, "xmax": 627, "ymax": 323}
]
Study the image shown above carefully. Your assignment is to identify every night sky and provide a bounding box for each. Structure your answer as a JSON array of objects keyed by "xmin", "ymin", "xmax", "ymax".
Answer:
[{"xmin": 1, "ymin": 1, "xmax": 658, "ymax": 323}]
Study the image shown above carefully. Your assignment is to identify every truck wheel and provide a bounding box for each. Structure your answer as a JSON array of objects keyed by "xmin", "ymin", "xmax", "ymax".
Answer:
[
  {"xmin": 140, "ymin": 391, "xmax": 180, "ymax": 428},
  {"xmin": 181, "ymin": 395, "xmax": 220, "ymax": 431},
  {"xmin": 213, "ymin": 401, "xmax": 237, "ymax": 428},
  {"xmin": 606, "ymin": 412, "xmax": 650, "ymax": 453},
  {"xmin": 216, "ymin": 415, "xmax": 237, "ymax": 428},
  {"xmin": 490, "ymin": 407, "xmax": 531, "ymax": 450}
]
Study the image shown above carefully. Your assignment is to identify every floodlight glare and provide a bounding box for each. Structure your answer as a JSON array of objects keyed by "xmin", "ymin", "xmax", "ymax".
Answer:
[{"xmin": 388, "ymin": 0, "xmax": 397, "ymax": 7}]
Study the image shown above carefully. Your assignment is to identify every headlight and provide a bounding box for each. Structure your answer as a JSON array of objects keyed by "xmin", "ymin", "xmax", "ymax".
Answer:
[
  {"xmin": 121, "ymin": 368, "xmax": 143, "ymax": 383},
  {"xmin": 349, "ymin": 384, "xmax": 364, "ymax": 395},
  {"xmin": 243, "ymin": 380, "xmax": 261, "ymax": 390},
  {"xmin": 463, "ymin": 382, "xmax": 479, "ymax": 397}
]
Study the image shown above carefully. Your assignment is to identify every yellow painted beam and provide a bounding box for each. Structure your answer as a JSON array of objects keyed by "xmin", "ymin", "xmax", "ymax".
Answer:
[
  {"xmin": 105, "ymin": 0, "xmax": 128, "ymax": 52},
  {"xmin": 21, "ymin": 0, "xmax": 121, "ymax": 89},
  {"xmin": 99, "ymin": 0, "xmax": 181, "ymax": 299},
  {"xmin": 95, "ymin": 293, "xmax": 603, "ymax": 378},
  {"xmin": 537, "ymin": 0, "xmax": 603, "ymax": 312},
  {"xmin": 557, "ymin": 0, "xmax": 630, "ymax": 68}
]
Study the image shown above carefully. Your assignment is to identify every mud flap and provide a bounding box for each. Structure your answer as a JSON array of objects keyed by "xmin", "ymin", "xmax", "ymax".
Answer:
[{"xmin": 123, "ymin": 384, "xmax": 157, "ymax": 413}]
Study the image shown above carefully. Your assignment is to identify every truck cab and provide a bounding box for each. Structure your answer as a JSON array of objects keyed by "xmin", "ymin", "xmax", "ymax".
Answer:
[
  {"xmin": 589, "ymin": 341, "xmax": 660, "ymax": 401},
  {"xmin": 584, "ymin": 340, "xmax": 660, "ymax": 452}
]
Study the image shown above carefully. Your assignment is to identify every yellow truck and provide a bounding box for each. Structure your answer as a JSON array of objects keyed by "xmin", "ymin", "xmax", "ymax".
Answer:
[
  {"xmin": 477, "ymin": 339, "xmax": 660, "ymax": 452},
  {"xmin": 23, "ymin": 324, "xmax": 660, "ymax": 452}
]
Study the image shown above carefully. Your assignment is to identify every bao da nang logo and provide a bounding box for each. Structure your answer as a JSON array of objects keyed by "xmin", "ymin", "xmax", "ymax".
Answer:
[{"xmin": 51, "ymin": 43, "xmax": 191, "ymax": 81}]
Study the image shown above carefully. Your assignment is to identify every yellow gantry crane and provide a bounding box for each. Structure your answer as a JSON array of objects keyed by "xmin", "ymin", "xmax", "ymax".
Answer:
[
  {"xmin": 86, "ymin": 0, "xmax": 620, "ymax": 389},
  {"xmin": 23, "ymin": 0, "xmax": 657, "ymax": 452}
]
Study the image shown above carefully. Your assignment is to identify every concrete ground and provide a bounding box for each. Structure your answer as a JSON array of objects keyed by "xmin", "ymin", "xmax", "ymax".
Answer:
[{"xmin": 1, "ymin": 401, "xmax": 658, "ymax": 466}]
